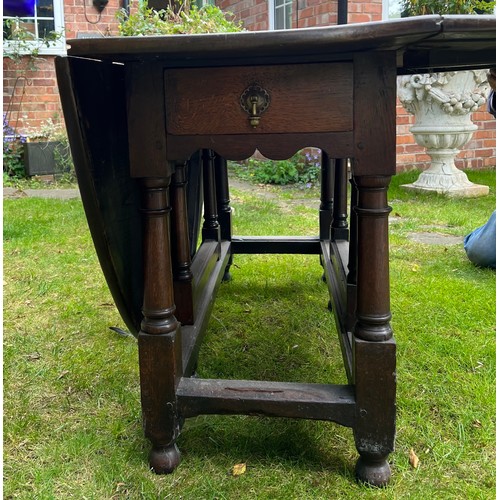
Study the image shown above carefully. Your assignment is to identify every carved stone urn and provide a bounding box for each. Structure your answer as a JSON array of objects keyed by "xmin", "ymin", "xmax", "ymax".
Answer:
[{"xmin": 398, "ymin": 70, "xmax": 490, "ymax": 197}]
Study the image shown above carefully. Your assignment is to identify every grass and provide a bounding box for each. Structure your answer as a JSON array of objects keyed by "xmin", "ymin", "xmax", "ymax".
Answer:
[{"xmin": 3, "ymin": 169, "xmax": 495, "ymax": 498}]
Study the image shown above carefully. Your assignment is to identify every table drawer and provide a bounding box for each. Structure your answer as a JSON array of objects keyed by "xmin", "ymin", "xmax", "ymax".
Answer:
[{"xmin": 165, "ymin": 62, "xmax": 353, "ymax": 136}]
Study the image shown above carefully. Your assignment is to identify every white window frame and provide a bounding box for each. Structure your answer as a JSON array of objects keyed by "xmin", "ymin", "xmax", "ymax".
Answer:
[
  {"xmin": 3, "ymin": 0, "xmax": 66, "ymax": 57},
  {"xmin": 382, "ymin": 0, "xmax": 404, "ymax": 20},
  {"xmin": 269, "ymin": 0, "xmax": 293, "ymax": 31},
  {"xmin": 195, "ymin": 0, "xmax": 215, "ymax": 7}
]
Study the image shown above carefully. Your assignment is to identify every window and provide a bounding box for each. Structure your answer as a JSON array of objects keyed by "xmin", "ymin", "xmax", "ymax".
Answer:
[
  {"xmin": 3, "ymin": 0, "xmax": 66, "ymax": 56},
  {"xmin": 194, "ymin": 0, "xmax": 215, "ymax": 7},
  {"xmin": 269, "ymin": 0, "xmax": 293, "ymax": 30},
  {"xmin": 382, "ymin": 0, "xmax": 405, "ymax": 19}
]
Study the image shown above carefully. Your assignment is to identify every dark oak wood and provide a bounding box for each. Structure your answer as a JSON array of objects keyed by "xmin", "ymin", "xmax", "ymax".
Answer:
[
  {"xmin": 177, "ymin": 378, "xmax": 356, "ymax": 426},
  {"xmin": 231, "ymin": 236, "xmax": 321, "ymax": 254},
  {"xmin": 55, "ymin": 56, "xmax": 144, "ymax": 337},
  {"xmin": 201, "ymin": 149, "xmax": 221, "ymax": 243},
  {"xmin": 165, "ymin": 63, "xmax": 353, "ymax": 135},
  {"xmin": 139, "ymin": 177, "xmax": 182, "ymax": 473},
  {"xmin": 171, "ymin": 161, "xmax": 194, "ymax": 325},
  {"xmin": 56, "ymin": 15, "xmax": 495, "ymax": 488},
  {"xmin": 319, "ymin": 152, "xmax": 334, "ymax": 240},
  {"xmin": 182, "ymin": 241, "xmax": 232, "ymax": 376},
  {"xmin": 66, "ymin": 15, "xmax": 495, "ymax": 74},
  {"xmin": 332, "ymin": 158, "xmax": 349, "ymax": 240}
]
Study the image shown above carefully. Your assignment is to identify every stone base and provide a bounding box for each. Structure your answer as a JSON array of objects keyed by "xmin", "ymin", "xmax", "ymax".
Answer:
[{"xmin": 402, "ymin": 182, "xmax": 489, "ymax": 198}]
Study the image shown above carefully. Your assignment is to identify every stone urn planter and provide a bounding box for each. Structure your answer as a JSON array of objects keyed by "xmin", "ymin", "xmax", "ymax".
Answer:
[{"xmin": 397, "ymin": 70, "xmax": 490, "ymax": 197}]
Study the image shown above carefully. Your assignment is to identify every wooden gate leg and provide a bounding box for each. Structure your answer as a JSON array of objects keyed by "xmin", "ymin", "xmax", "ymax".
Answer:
[
  {"xmin": 171, "ymin": 161, "xmax": 194, "ymax": 325},
  {"xmin": 320, "ymin": 151, "xmax": 334, "ymax": 240},
  {"xmin": 201, "ymin": 149, "xmax": 221, "ymax": 244},
  {"xmin": 139, "ymin": 176, "xmax": 183, "ymax": 474},
  {"xmin": 332, "ymin": 158, "xmax": 349, "ymax": 240},
  {"xmin": 214, "ymin": 154, "xmax": 233, "ymax": 281},
  {"xmin": 351, "ymin": 175, "xmax": 396, "ymax": 487},
  {"xmin": 346, "ymin": 176, "xmax": 358, "ymax": 333}
]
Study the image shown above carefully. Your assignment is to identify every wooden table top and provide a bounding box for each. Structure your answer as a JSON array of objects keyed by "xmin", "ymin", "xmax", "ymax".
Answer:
[{"xmin": 66, "ymin": 15, "xmax": 495, "ymax": 73}]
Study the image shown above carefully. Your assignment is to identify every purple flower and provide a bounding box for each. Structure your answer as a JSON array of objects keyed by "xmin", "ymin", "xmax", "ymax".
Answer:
[
  {"xmin": 4, "ymin": 0, "xmax": 35, "ymax": 17},
  {"xmin": 3, "ymin": 113, "xmax": 27, "ymax": 146}
]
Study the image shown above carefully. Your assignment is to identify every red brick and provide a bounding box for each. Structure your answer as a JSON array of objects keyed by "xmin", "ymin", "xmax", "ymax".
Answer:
[
  {"xmin": 2, "ymin": 0, "xmax": 495, "ymax": 172},
  {"xmin": 349, "ymin": 13, "xmax": 373, "ymax": 23},
  {"xmin": 301, "ymin": 6, "xmax": 314, "ymax": 18}
]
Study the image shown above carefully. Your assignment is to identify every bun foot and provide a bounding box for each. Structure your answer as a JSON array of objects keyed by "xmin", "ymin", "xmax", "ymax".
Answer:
[
  {"xmin": 355, "ymin": 456, "xmax": 391, "ymax": 487},
  {"xmin": 149, "ymin": 444, "xmax": 181, "ymax": 474}
]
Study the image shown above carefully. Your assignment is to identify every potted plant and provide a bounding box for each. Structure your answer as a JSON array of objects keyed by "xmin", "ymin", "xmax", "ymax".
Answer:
[
  {"xmin": 397, "ymin": 0, "xmax": 496, "ymax": 197},
  {"xmin": 4, "ymin": 15, "xmax": 66, "ymax": 179},
  {"xmin": 23, "ymin": 117, "xmax": 72, "ymax": 177}
]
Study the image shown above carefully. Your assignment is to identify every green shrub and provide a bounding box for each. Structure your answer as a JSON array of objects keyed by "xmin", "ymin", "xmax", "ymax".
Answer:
[
  {"xmin": 401, "ymin": 0, "xmax": 495, "ymax": 15},
  {"xmin": 232, "ymin": 149, "xmax": 322, "ymax": 186},
  {"xmin": 117, "ymin": 1, "xmax": 244, "ymax": 36}
]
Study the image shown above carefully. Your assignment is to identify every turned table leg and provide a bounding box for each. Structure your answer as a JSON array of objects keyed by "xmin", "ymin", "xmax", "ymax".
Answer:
[
  {"xmin": 138, "ymin": 177, "xmax": 183, "ymax": 474},
  {"xmin": 214, "ymin": 153, "xmax": 233, "ymax": 281},
  {"xmin": 351, "ymin": 175, "xmax": 396, "ymax": 487},
  {"xmin": 332, "ymin": 158, "xmax": 349, "ymax": 241},
  {"xmin": 171, "ymin": 161, "xmax": 194, "ymax": 325},
  {"xmin": 320, "ymin": 151, "xmax": 334, "ymax": 240},
  {"xmin": 346, "ymin": 177, "xmax": 358, "ymax": 333},
  {"xmin": 201, "ymin": 149, "xmax": 221, "ymax": 245}
]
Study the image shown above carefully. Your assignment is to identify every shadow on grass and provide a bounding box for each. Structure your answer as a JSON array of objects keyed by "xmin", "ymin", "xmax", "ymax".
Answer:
[
  {"xmin": 177, "ymin": 415, "xmax": 355, "ymax": 478},
  {"xmin": 153, "ymin": 254, "xmax": 356, "ymax": 481}
]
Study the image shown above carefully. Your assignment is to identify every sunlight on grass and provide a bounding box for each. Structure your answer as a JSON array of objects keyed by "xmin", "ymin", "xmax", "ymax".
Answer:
[{"xmin": 3, "ymin": 170, "xmax": 495, "ymax": 498}]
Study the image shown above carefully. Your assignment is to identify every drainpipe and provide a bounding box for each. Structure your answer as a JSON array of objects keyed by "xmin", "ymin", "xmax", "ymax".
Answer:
[
  {"xmin": 123, "ymin": 0, "xmax": 129, "ymax": 16},
  {"xmin": 338, "ymin": 0, "xmax": 347, "ymax": 25}
]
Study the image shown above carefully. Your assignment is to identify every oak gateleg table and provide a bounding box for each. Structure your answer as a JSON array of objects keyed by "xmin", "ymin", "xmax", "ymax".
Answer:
[{"xmin": 55, "ymin": 15, "xmax": 495, "ymax": 486}]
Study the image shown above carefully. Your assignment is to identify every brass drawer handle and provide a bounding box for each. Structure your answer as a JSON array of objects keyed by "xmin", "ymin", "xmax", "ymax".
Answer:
[{"xmin": 240, "ymin": 84, "xmax": 270, "ymax": 128}]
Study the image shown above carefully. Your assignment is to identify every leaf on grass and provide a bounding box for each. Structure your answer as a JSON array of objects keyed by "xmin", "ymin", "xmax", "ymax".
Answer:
[
  {"xmin": 409, "ymin": 448, "xmax": 419, "ymax": 469},
  {"xmin": 232, "ymin": 462, "xmax": 246, "ymax": 476},
  {"xmin": 57, "ymin": 370, "xmax": 69, "ymax": 380}
]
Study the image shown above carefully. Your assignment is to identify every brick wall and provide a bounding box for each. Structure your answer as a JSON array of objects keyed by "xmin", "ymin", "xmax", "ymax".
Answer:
[
  {"xmin": 220, "ymin": 0, "xmax": 383, "ymax": 29},
  {"xmin": 64, "ymin": 0, "xmax": 122, "ymax": 40},
  {"xmin": 3, "ymin": 0, "xmax": 495, "ymax": 171},
  {"xmin": 3, "ymin": 0, "xmax": 122, "ymax": 135},
  {"xmin": 218, "ymin": 0, "xmax": 268, "ymax": 31},
  {"xmin": 218, "ymin": 0, "xmax": 495, "ymax": 172},
  {"xmin": 4, "ymin": 58, "xmax": 61, "ymax": 132}
]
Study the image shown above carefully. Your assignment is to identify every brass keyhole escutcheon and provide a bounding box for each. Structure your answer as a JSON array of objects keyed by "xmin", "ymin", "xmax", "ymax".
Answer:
[{"xmin": 240, "ymin": 84, "xmax": 270, "ymax": 128}]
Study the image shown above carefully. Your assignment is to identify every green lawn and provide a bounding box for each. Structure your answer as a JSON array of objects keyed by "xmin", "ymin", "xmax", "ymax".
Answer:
[{"xmin": 3, "ymin": 169, "xmax": 495, "ymax": 498}]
